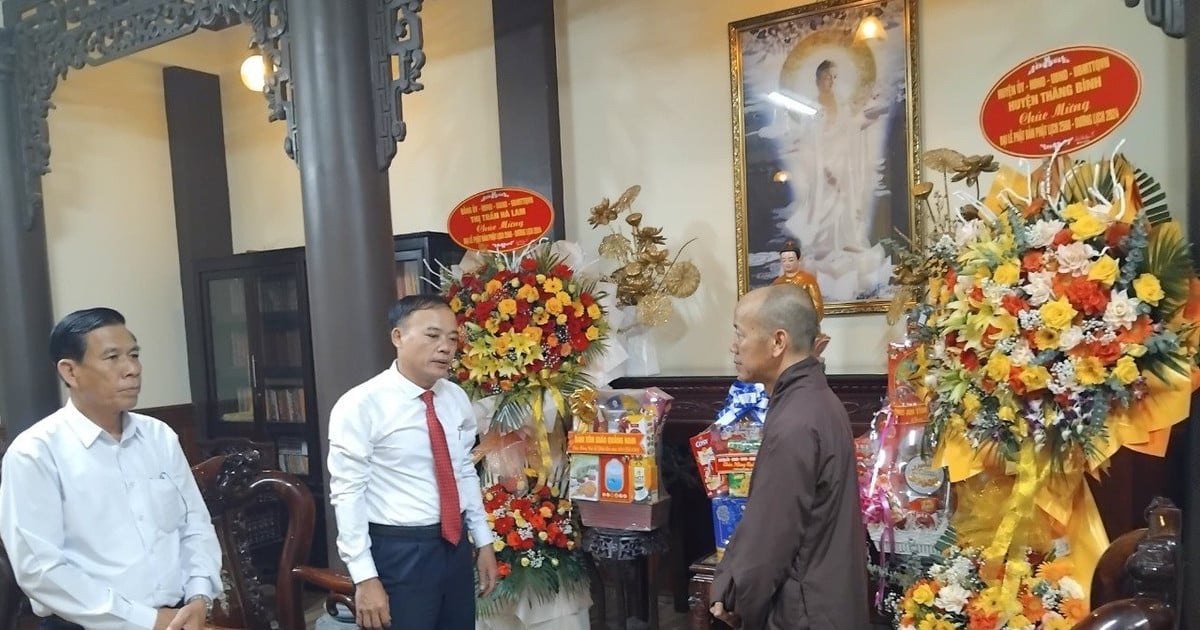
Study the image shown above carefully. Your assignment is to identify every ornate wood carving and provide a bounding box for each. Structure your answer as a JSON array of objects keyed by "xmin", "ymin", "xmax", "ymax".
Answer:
[
  {"xmin": 4, "ymin": 0, "xmax": 292, "ymax": 230},
  {"xmin": 368, "ymin": 0, "xmax": 425, "ymax": 170},
  {"xmin": 1124, "ymin": 0, "xmax": 1186, "ymax": 38}
]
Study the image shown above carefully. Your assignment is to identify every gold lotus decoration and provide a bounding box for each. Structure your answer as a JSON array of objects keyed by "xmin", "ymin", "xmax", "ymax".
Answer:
[{"xmin": 588, "ymin": 185, "xmax": 700, "ymax": 327}]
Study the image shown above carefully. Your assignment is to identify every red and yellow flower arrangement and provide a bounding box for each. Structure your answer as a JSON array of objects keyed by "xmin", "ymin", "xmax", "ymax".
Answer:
[
  {"xmin": 478, "ymin": 480, "xmax": 586, "ymax": 615},
  {"xmin": 444, "ymin": 246, "xmax": 609, "ymax": 436},
  {"xmin": 893, "ymin": 547, "xmax": 1087, "ymax": 630}
]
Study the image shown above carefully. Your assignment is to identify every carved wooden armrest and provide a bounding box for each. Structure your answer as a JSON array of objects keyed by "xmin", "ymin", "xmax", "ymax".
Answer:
[{"xmin": 292, "ymin": 565, "xmax": 356, "ymax": 616}]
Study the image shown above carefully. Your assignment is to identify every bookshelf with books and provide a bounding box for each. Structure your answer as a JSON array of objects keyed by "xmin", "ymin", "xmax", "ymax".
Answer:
[{"xmin": 192, "ymin": 247, "xmax": 325, "ymax": 567}]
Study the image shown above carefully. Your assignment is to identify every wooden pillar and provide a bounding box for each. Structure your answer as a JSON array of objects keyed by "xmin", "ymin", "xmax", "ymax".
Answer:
[
  {"xmin": 162, "ymin": 67, "xmax": 234, "ymax": 419},
  {"xmin": 288, "ymin": 0, "xmax": 396, "ymax": 568},
  {"xmin": 0, "ymin": 29, "xmax": 59, "ymax": 438},
  {"xmin": 492, "ymin": 0, "xmax": 565, "ymax": 239}
]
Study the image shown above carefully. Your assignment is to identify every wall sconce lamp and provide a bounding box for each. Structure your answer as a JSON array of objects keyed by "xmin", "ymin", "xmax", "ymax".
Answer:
[
  {"xmin": 240, "ymin": 53, "xmax": 268, "ymax": 92},
  {"xmin": 855, "ymin": 12, "xmax": 886, "ymax": 42}
]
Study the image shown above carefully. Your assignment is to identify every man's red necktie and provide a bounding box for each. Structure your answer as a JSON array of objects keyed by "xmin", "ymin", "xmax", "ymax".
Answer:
[{"xmin": 419, "ymin": 390, "xmax": 463, "ymax": 545}]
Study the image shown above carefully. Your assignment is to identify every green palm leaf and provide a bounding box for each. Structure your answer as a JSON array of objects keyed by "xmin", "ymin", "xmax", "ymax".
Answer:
[
  {"xmin": 1145, "ymin": 222, "xmax": 1193, "ymax": 321},
  {"xmin": 1135, "ymin": 168, "xmax": 1171, "ymax": 226}
]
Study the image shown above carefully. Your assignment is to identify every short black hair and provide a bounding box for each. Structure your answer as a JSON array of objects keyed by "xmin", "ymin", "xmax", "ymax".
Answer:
[
  {"xmin": 780, "ymin": 240, "xmax": 802, "ymax": 258},
  {"xmin": 816, "ymin": 59, "xmax": 835, "ymax": 80},
  {"xmin": 388, "ymin": 294, "xmax": 451, "ymax": 330},
  {"xmin": 50, "ymin": 307, "xmax": 127, "ymax": 364}
]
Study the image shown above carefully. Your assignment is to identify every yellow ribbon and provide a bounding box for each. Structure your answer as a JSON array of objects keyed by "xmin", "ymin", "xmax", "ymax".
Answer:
[{"xmin": 528, "ymin": 384, "xmax": 569, "ymax": 493}]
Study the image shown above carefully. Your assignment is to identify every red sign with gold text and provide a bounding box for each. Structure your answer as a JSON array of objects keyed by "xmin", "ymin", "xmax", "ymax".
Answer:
[
  {"xmin": 980, "ymin": 46, "xmax": 1141, "ymax": 158},
  {"xmin": 446, "ymin": 187, "xmax": 554, "ymax": 252}
]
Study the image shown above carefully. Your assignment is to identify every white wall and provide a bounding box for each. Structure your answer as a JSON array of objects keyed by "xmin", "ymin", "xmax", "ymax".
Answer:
[
  {"xmin": 41, "ymin": 30, "xmax": 242, "ymax": 407},
  {"xmin": 223, "ymin": 0, "xmax": 501, "ymax": 252},
  {"xmin": 38, "ymin": 0, "xmax": 1186, "ymax": 405},
  {"xmin": 556, "ymin": 0, "xmax": 1186, "ymax": 376}
]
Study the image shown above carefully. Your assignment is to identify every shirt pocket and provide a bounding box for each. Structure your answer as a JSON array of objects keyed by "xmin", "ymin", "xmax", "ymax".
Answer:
[{"xmin": 147, "ymin": 474, "xmax": 187, "ymax": 533}]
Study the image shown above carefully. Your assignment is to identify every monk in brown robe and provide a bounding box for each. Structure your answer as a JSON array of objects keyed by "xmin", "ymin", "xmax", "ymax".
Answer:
[{"xmin": 711, "ymin": 284, "xmax": 868, "ymax": 629}]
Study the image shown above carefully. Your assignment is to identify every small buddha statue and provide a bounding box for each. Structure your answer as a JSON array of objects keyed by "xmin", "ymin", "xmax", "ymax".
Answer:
[
  {"xmin": 773, "ymin": 241, "xmax": 830, "ymax": 356},
  {"xmin": 773, "ymin": 241, "xmax": 824, "ymax": 319}
]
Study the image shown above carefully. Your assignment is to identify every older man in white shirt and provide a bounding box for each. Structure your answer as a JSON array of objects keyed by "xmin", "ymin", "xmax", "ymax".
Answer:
[
  {"xmin": 0, "ymin": 308, "xmax": 221, "ymax": 630},
  {"xmin": 328, "ymin": 295, "xmax": 498, "ymax": 630}
]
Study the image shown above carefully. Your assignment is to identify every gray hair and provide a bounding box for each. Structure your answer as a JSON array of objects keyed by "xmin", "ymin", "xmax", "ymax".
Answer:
[{"xmin": 753, "ymin": 284, "xmax": 819, "ymax": 353}]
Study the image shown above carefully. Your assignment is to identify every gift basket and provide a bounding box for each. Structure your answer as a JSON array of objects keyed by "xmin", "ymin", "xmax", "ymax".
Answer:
[
  {"xmin": 688, "ymin": 381, "xmax": 769, "ymax": 559},
  {"xmin": 565, "ymin": 386, "xmax": 672, "ymax": 504}
]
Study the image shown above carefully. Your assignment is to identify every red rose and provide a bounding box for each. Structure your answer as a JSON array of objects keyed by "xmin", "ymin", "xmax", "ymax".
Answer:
[
  {"xmin": 1105, "ymin": 222, "xmax": 1132, "ymax": 250},
  {"xmin": 520, "ymin": 257, "xmax": 538, "ymax": 271},
  {"xmin": 580, "ymin": 293, "xmax": 595, "ymax": 307},
  {"xmin": 506, "ymin": 531, "xmax": 523, "ymax": 548},
  {"xmin": 1001, "ymin": 294, "xmax": 1029, "ymax": 316},
  {"xmin": 497, "ymin": 562, "xmax": 512, "ymax": 578},
  {"xmin": 1051, "ymin": 229, "xmax": 1075, "ymax": 247},
  {"xmin": 553, "ymin": 264, "xmax": 573, "ymax": 279},
  {"xmin": 1021, "ymin": 250, "xmax": 1044, "ymax": 273}
]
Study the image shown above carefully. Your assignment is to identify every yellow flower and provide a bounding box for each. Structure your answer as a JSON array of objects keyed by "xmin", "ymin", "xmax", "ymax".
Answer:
[
  {"xmin": 542, "ymin": 277, "xmax": 564, "ymax": 294},
  {"xmin": 990, "ymin": 312, "xmax": 1019, "ymax": 342},
  {"xmin": 1039, "ymin": 297, "xmax": 1078, "ymax": 330},
  {"xmin": 586, "ymin": 326, "xmax": 600, "ymax": 341},
  {"xmin": 911, "ymin": 584, "xmax": 935, "ymax": 606},
  {"xmin": 449, "ymin": 296, "xmax": 463, "ymax": 312},
  {"xmin": 1007, "ymin": 559, "xmax": 1032, "ymax": 579},
  {"xmin": 522, "ymin": 326, "xmax": 543, "ymax": 343},
  {"xmin": 1009, "ymin": 614, "xmax": 1032, "ymax": 629},
  {"xmin": 1074, "ymin": 355, "xmax": 1107, "ymax": 385},
  {"xmin": 587, "ymin": 304, "xmax": 602, "ymax": 319},
  {"xmin": 520, "ymin": 557, "xmax": 531, "ymax": 567},
  {"xmin": 485, "ymin": 279, "xmax": 503, "ymax": 294},
  {"xmin": 1125, "ymin": 343, "xmax": 1147, "ymax": 357},
  {"xmin": 538, "ymin": 531, "xmax": 548, "ymax": 541},
  {"xmin": 1113, "ymin": 355, "xmax": 1140, "ymax": 384},
  {"xmin": 1063, "ymin": 202, "xmax": 1089, "ymax": 221},
  {"xmin": 556, "ymin": 291, "xmax": 572, "ymax": 305},
  {"xmin": 514, "ymin": 515, "xmax": 527, "ymax": 528},
  {"xmin": 556, "ymin": 313, "xmax": 568, "ymax": 325},
  {"xmin": 998, "ymin": 405, "xmax": 1016, "ymax": 423},
  {"xmin": 1087, "ymin": 255, "xmax": 1120, "ymax": 286},
  {"xmin": 985, "ymin": 353, "xmax": 1012, "ymax": 383},
  {"xmin": 1133, "ymin": 273, "xmax": 1164, "ymax": 305},
  {"xmin": 1070, "ymin": 214, "xmax": 1106, "ymax": 240},
  {"xmin": 485, "ymin": 319, "xmax": 500, "ymax": 334},
  {"xmin": 533, "ymin": 309, "xmax": 550, "ymax": 325},
  {"xmin": 546, "ymin": 297, "xmax": 564, "ymax": 315},
  {"xmin": 992, "ymin": 262, "xmax": 1021, "ymax": 285},
  {"xmin": 498, "ymin": 298, "xmax": 518, "ymax": 317},
  {"xmin": 535, "ymin": 273, "xmax": 546, "ymax": 283},
  {"xmin": 1043, "ymin": 616, "xmax": 1073, "ymax": 630},
  {"xmin": 962, "ymin": 392, "xmax": 981, "ymax": 416},
  {"xmin": 517, "ymin": 284, "xmax": 540, "ymax": 302},
  {"xmin": 493, "ymin": 539, "xmax": 505, "ymax": 552},
  {"xmin": 1033, "ymin": 327, "xmax": 1061, "ymax": 351},
  {"xmin": 1019, "ymin": 365, "xmax": 1051, "ymax": 391}
]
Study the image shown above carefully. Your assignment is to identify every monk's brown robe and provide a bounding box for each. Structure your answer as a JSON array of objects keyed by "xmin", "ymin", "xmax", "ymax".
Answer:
[{"xmin": 712, "ymin": 358, "xmax": 868, "ymax": 629}]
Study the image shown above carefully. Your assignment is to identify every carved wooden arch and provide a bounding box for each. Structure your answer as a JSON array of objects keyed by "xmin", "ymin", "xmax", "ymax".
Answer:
[{"xmin": 0, "ymin": 0, "xmax": 425, "ymax": 232}]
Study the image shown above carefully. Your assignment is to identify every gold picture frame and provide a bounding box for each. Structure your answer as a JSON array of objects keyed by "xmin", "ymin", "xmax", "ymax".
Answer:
[{"xmin": 729, "ymin": 0, "xmax": 921, "ymax": 315}]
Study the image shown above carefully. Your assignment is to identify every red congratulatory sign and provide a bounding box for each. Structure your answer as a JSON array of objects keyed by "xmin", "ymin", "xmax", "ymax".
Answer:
[
  {"xmin": 446, "ymin": 187, "xmax": 554, "ymax": 253},
  {"xmin": 980, "ymin": 46, "xmax": 1141, "ymax": 159}
]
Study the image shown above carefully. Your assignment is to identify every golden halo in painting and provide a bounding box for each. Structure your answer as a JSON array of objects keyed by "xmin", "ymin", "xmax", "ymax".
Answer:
[{"xmin": 778, "ymin": 29, "xmax": 877, "ymax": 119}]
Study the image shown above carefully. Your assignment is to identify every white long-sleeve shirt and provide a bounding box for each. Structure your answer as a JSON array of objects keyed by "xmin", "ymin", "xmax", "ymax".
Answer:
[
  {"xmin": 327, "ymin": 363, "xmax": 493, "ymax": 584},
  {"xmin": 0, "ymin": 400, "xmax": 222, "ymax": 630}
]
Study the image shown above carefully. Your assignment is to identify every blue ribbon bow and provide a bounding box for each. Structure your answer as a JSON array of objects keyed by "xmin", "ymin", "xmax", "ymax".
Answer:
[{"xmin": 714, "ymin": 381, "xmax": 769, "ymax": 427}]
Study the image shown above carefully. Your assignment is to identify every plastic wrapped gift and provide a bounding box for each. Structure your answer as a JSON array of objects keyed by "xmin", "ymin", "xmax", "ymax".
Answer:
[
  {"xmin": 857, "ymin": 404, "xmax": 953, "ymax": 557},
  {"xmin": 565, "ymin": 386, "xmax": 673, "ymax": 504}
]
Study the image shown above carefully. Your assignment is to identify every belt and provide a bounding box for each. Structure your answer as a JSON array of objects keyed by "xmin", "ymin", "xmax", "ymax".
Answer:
[{"xmin": 368, "ymin": 513, "xmax": 467, "ymax": 540}]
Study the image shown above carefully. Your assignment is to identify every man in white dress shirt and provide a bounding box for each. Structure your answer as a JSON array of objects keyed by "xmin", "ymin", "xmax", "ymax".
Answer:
[
  {"xmin": 328, "ymin": 295, "xmax": 498, "ymax": 630},
  {"xmin": 0, "ymin": 307, "xmax": 222, "ymax": 630}
]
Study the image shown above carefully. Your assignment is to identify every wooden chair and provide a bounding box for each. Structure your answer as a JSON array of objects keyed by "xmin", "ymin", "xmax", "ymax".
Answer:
[
  {"xmin": 1072, "ymin": 497, "xmax": 1182, "ymax": 630},
  {"xmin": 0, "ymin": 449, "xmax": 315, "ymax": 630}
]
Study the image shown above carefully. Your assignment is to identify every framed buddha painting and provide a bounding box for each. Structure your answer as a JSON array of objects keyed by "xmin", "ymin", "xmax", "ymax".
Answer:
[{"xmin": 729, "ymin": 0, "xmax": 921, "ymax": 315}]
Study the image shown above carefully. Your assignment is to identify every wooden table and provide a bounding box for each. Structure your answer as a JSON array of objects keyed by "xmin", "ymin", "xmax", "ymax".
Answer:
[{"xmin": 686, "ymin": 553, "xmax": 730, "ymax": 630}]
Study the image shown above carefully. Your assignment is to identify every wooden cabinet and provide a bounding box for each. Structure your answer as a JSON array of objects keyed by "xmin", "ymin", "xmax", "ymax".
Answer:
[
  {"xmin": 193, "ymin": 246, "xmax": 326, "ymax": 571},
  {"xmin": 392, "ymin": 231, "xmax": 464, "ymax": 298},
  {"xmin": 189, "ymin": 232, "xmax": 459, "ymax": 571}
]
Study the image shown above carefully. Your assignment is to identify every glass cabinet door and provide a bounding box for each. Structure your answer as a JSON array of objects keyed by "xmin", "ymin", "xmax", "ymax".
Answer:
[
  {"xmin": 395, "ymin": 253, "xmax": 423, "ymax": 298},
  {"xmin": 206, "ymin": 276, "xmax": 254, "ymax": 423},
  {"xmin": 257, "ymin": 272, "xmax": 306, "ymax": 425}
]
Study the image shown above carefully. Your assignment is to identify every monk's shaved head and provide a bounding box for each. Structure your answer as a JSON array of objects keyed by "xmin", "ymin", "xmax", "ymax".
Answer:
[{"xmin": 744, "ymin": 284, "xmax": 819, "ymax": 354}]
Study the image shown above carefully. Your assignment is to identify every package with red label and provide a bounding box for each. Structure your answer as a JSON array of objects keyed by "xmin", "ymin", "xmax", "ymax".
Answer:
[
  {"xmin": 689, "ymin": 381, "xmax": 768, "ymax": 500},
  {"xmin": 567, "ymin": 386, "xmax": 672, "ymax": 503}
]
